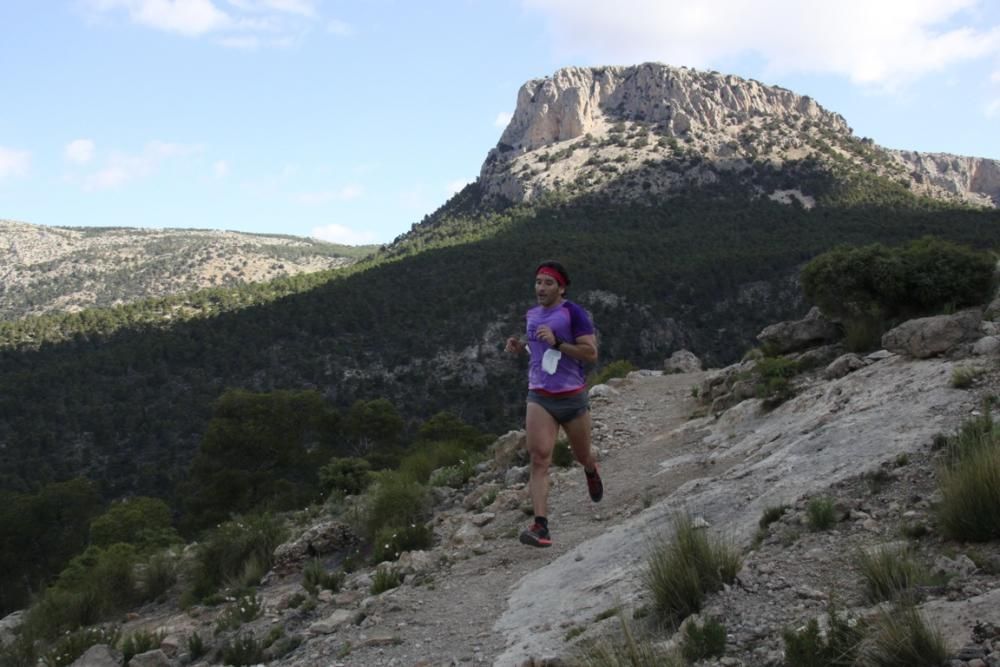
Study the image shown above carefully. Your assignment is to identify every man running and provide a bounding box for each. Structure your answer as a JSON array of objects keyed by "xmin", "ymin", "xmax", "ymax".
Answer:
[{"xmin": 505, "ymin": 260, "xmax": 603, "ymax": 548}]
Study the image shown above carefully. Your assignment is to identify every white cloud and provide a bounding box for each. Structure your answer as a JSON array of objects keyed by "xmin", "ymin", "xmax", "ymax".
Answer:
[
  {"xmin": 522, "ymin": 0, "xmax": 1000, "ymax": 89},
  {"xmin": 88, "ymin": 0, "xmax": 317, "ymax": 45},
  {"xmin": 446, "ymin": 179, "xmax": 470, "ymax": 195},
  {"xmin": 293, "ymin": 184, "xmax": 364, "ymax": 205},
  {"xmin": 66, "ymin": 139, "xmax": 96, "ymax": 164},
  {"xmin": 310, "ymin": 223, "xmax": 377, "ymax": 245},
  {"xmin": 81, "ymin": 140, "xmax": 202, "ymax": 191},
  {"xmin": 0, "ymin": 146, "xmax": 31, "ymax": 180},
  {"xmin": 986, "ymin": 98, "xmax": 1000, "ymax": 117},
  {"xmin": 494, "ymin": 111, "xmax": 513, "ymax": 128},
  {"xmin": 327, "ymin": 18, "xmax": 354, "ymax": 36},
  {"xmin": 213, "ymin": 160, "xmax": 230, "ymax": 177},
  {"xmin": 90, "ymin": 0, "xmax": 231, "ymax": 36}
]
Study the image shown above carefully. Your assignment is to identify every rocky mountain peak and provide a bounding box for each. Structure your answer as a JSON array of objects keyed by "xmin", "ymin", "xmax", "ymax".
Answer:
[{"xmin": 479, "ymin": 62, "xmax": 1000, "ymax": 209}]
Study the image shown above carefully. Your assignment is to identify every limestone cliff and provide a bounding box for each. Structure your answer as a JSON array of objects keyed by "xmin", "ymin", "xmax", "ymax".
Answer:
[{"xmin": 479, "ymin": 62, "xmax": 1000, "ymax": 208}]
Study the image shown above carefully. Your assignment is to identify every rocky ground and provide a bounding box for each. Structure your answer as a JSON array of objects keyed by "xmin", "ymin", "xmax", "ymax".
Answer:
[
  {"xmin": 8, "ymin": 336, "xmax": 999, "ymax": 667},
  {"xmin": 49, "ymin": 344, "xmax": 995, "ymax": 667}
]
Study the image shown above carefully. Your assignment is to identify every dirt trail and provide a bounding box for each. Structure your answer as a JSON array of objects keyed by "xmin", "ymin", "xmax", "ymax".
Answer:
[{"xmin": 290, "ymin": 371, "xmax": 713, "ymax": 666}]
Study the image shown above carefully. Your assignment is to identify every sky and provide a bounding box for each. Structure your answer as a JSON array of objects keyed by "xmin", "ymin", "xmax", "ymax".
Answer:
[{"xmin": 1, "ymin": 1, "xmax": 999, "ymax": 246}]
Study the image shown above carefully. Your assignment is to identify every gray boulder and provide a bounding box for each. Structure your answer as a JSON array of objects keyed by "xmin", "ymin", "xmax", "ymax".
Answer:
[
  {"xmin": 491, "ymin": 430, "xmax": 527, "ymax": 468},
  {"xmin": 69, "ymin": 645, "xmax": 122, "ymax": 667},
  {"xmin": 825, "ymin": 353, "xmax": 867, "ymax": 379},
  {"xmin": 881, "ymin": 309, "xmax": 983, "ymax": 358},
  {"xmin": 973, "ymin": 336, "xmax": 1000, "ymax": 356},
  {"xmin": 757, "ymin": 307, "xmax": 841, "ymax": 354},
  {"xmin": 664, "ymin": 349, "xmax": 702, "ymax": 373},
  {"xmin": 128, "ymin": 650, "xmax": 171, "ymax": 667}
]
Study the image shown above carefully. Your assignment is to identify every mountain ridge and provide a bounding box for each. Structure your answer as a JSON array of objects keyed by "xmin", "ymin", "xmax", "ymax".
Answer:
[{"xmin": 0, "ymin": 219, "xmax": 374, "ymax": 321}]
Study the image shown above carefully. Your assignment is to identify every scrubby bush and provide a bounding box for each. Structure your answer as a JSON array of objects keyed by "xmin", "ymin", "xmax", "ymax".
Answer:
[
  {"xmin": 40, "ymin": 625, "xmax": 121, "ymax": 667},
  {"xmin": 806, "ymin": 497, "xmax": 837, "ymax": 531},
  {"xmin": 802, "ymin": 237, "xmax": 995, "ymax": 351},
  {"xmin": 185, "ymin": 514, "xmax": 286, "ymax": 602},
  {"xmin": 856, "ymin": 547, "xmax": 936, "ymax": 603},
  {"xmin": 937, "ymin": 412, "xmax": 1000, "ymax": 541},
  {"xmin": 214, "ymin": 595, "xmax": 263, "ymax": 634},
  {"xmin": 370, "ymin": 566, "xmax": 401, "ymax": 594},
  {"xmin": 855, "ymin": 605, "xmax": 948, "ymax": 667},
  {"xmin": 589, "ymin": 360, "xmax": 636, "ymax": 387},
  {"xmin": 551, "ymin": 437, "xmax": 574, "ymax": 468},
  {"xmin": 219, "ymin": 632, "xmax": 265, "ymax": 666},
  {"xmin": 364, "ymin": 472, "xmax": 429, "ymax": 540},
  {"xmin": 643, "ymin": 514, "xmax": 741, "ymax": 625},
  {"xmin": 120, "ymin": 629, "xmax": 165, "ymax": 664},
  {"xmin": 681, "ymin": 617, "xmax": 727, "ymax": 661},
  {"xmin": 302, "ymin": 559, "xmax": 344, "ymax": 596},
  {"xmin": 372, "ymin": 523, "xmax": 434, "ymax": 563},
  {"xmin": 318, "ymin": 457, "xmax": 372, "ymax": 497},
  {"xmin": 89, "ymin": 497, "xmax": 180, "ymax": 551}
]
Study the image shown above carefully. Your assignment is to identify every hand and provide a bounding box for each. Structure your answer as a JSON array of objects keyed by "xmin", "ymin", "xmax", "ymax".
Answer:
[
  {"xmin": 505, "ymin": 336, "xmax": 525, "ymax": 354},
  {"xmin": 536, "ymin": 325, "xmax": 556, "ymax": 346}
]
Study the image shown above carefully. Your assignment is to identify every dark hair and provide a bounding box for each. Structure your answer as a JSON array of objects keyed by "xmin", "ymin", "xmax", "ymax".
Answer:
[{"xmin": 535, "ymin": 260, "xmax": 570, "ymax": 287}]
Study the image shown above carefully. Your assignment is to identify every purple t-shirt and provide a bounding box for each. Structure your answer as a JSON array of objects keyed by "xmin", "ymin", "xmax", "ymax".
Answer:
[{"xmin": 525, "ymin": 300, "xmax": 595, "ymax": 394}]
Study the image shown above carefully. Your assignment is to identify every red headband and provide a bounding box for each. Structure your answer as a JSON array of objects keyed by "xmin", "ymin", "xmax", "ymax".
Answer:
[{"xmin": 537, "ymin": 266, "xmax": 566, "ymax": 286}]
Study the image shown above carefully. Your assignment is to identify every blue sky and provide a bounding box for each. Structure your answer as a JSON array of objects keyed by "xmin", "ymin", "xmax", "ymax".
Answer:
[{"xmin": 1, "ymin": 1, "xmax": 999, "ymax": 245}]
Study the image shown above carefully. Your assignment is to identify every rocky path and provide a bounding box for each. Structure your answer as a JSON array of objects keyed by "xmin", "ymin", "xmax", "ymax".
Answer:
[{"xmin": 280, "ymin": 371, "xmax": 709, "ymax": 666}]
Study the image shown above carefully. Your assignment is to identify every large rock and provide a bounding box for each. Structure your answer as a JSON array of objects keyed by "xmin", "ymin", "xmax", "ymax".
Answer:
[
  {"xmin": 128, "ymin": 650, "xmax": 171, "ymax": 667},
  {"xmin": 756, "ymin": 307, "xmax": 841, "ymax": 354},
  {"xmin": 825, "ymin": 353, "xmax": 867, "ymax": 379},
  {"xmin": 273, "ymin": 520, "xmax": 357, "ymax": 572},
  {"xmin": 491, "ymin": 430, "xmax": 527, "ymax": 469},
  {"xmin": 664, "ymin": 349, "xmax": 702, "ymax": 373},
  {"xmin": 881, "ymin": 309, "xmax": 983, "ymax": 358},
  {"xmin": 69, "ymin": 645, "xmax": 122, "ymax": 667}
]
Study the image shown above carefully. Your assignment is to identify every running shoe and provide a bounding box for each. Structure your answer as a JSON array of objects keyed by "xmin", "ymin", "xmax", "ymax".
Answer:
[
  {"xmin": 519, "ymin": 522, "xmax": 552, "ymax": 548},
  {"xmin": 586, "ymin": 466, "xmax": 604, "ymax": 503}
]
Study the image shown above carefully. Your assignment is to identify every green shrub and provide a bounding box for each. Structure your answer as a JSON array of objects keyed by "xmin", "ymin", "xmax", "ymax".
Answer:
[
  {"xmin": 214, "ymin": 595, "xmax": 263, "ymax": 634},
  {"xmin": 318, "ymin": 457, "xmax": 372, "ymax": 496},
  {"xmin": 372, "ymin": 523, "xmax": 434, "ymax": 563},
  {"xmin": 551, "ymin": 437, "xmax": 574, "ymax": 468},
  {"xmin": 138, "ymin": 552, "xmax": 178, "ymax": 602},
  {"xmin": 364, "ymin": 472, "xmax": 429, "ymax": 541},
  {"xmin": 24, "ymin": 544, "xmax": 141, "ymax": 640},
  {"xmin": 680, "ymin": 617, "xmax": 727, "ymax": 661},
  {"xmin": 187, "ymin": 632, "xmax": 206, "ymax": 660},
  {"xmin": 950, "ymin": 366, "xmax": 983, "ymax": 389},
  {"xmin": 574, "ymin": 614, "xmax": 682, "ymax": 667},
  {"xmin": 855, "ymin": 605, "xmax": 948, "ymax": 667},
  {"xmin": 427, "ymin": 457, "xmax": 478, "ymax": 488},
  {"xmin": 89, "ymin": 497, "xmax": 180, "ymax": 551},
  {"xmin": 758, "ymin": 504, "xmax": 790, "ymax": 529},
  {"xmin": 783, "ymin": 600, "xmax": 865, "ymax": 667},
  {"xmin": 589, "ymin": 360, "xmax": 636, "ymax": 387},
  {"xmin": 40, "ymin": 625, "xmax": 121, "ymax": 667},
  {"xmin": 370, "ymin": 566, "xmax": 401, "ymax": 595},
  {"xmin": 938, "ymin": 412, "xmax": 1000, "ymax": 541},
  {"xmin": 643, "ymin": 514, "xmax": 741, "ymax": 625},
  {"xmin": 806, "ymin": 497, "xmax": 837, "ymax": 531},
  {"xmin": 219, "ymin": 632, "xmax": 265, "ymax": 666},
  {"xmin": 120, "ymin": 629, "xmax": 165, "ymax": 664},
  {"xmin": 302, "ymin": 559, "xmax": 344, "ymax": 596},
  {"xmin": 856, "ymin": 547, "xmax": 936, "ymax": 603},
  {"xmin": 186, "ymin": 513, "xmax": 286, "ymax": 602},
  {"xmin": 753, "ymin": 356, "xmax": 801, "ymax": 408},
  {"xmin": 802, "ymin": 237, "xmax": 995, "ymax": 345}
]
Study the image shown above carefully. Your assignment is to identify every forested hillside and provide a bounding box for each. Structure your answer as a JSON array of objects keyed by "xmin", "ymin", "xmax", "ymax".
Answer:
[{"xmin": 2, "ymin": 172, "xmax": 999, "ymax": 506}]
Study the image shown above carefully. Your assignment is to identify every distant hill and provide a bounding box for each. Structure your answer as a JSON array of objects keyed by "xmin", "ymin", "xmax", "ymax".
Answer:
[{"xmin": 0, "ymin": 220, "xmax": 375, "ymax": 320}]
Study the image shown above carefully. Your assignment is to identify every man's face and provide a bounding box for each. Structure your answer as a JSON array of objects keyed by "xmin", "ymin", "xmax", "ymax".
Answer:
[{"xmin": 535, "ymin": 273, "xmax": 564, "ymax": 307}]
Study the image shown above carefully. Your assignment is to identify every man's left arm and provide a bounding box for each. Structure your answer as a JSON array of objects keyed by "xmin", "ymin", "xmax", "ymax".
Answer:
[{"xmin": 557, "ymin": 333, "xmax": 597, "ymax": 364}]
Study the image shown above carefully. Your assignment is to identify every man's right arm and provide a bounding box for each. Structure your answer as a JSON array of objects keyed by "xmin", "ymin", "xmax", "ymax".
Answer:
[{"xmin": 505, "ymin": 336, "xmax": 525, "ymax": 354}]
